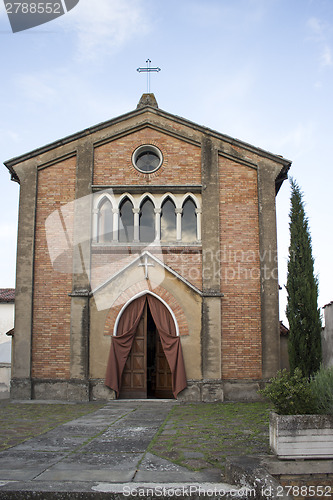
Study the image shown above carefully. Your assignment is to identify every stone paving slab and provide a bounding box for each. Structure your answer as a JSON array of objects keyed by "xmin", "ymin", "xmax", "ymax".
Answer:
[
  {"xmin": 0, "ymin": 450, "xmax": 66, "ymax": 468},
  {"xmin": 136, "ymin": 454, "xmax": 222, "ymax": 483},
  {"xmin": 0, "ymin": 400, "xmax": 253, "ymax": 498},
  {"xmin": 139, "ymin": 452, "xmax": 187, "ymax": 472},
  {"xmin": 0, "ymin": 468, "xmax": 48, "ymax": 481},
  {"xmin": 81, "ymin": 437, "xmax": 153, "ymax": 454},
  {"xmin": 12, "ymin": 435, "xmax": 88, "ymax": 452},
  {"xmin": 35, "ymin": 469, "xmax": 137, "ymax": 483},
  {"xmin": 1, "ymin": 401, "xmax": 229, "ymax": 492},
  {"xmin": 55, "ymin": 452, "xmax": 143, "ymax": 470}
]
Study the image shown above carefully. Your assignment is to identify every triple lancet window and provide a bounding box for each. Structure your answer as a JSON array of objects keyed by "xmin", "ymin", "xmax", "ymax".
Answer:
[{"xmin": 95, "ymin": 194, "xmax": 201, "ymax": 244}]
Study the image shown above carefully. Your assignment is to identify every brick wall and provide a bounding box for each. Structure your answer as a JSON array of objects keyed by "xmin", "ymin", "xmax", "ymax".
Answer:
[
  {"xmin": 32, "ymin": 157, "xmax": 76, "ymax": 379},
  {"xmin": 219, "ymin": 157, "xmax": 262, "ymax": 379},
  {"xmin": 94, "ymin": 128, "xmax": 201, "ymax": 186},
  {"xmin": 93, "ymin": 127, "xmax": 264, "ymax": 381}
]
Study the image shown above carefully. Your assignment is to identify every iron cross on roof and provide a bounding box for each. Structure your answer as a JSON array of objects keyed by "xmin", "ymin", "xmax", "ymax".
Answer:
[{"xmin": 137, "ymin": 59, "xmax": 161, "ymax": 93}]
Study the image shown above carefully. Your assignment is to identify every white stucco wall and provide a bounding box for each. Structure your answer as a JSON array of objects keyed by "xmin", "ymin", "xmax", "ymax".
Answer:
[
  {"xmin": 0, "ymin": 364, "xmax": 11, "ymax": 399},
  {"xmin": 0, "ymin": 302, "xmax": 14, "ymax": 340},
  {"xmin": 0, "ymin": 303, "xmax": 14, "ymax": 365},
  {"xmin": 322, "ymin": 302, "xmax": 333, "ymax": 368}
]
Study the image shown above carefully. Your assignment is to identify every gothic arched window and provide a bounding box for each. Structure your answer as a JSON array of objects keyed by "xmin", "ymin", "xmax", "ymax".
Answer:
[
  {"xmin": 139, "ymin": 198, "xmax": 155, "ymax": 242},
  {"xmin": 98, "ymin": 198, "xmax": 113, "ymax": 243},
  {"xmin": 161, "ymin": 198, "xmax": 176, "ymax": 241},
  {"xmin": 119, "ymin": 198, "xmax": 134, "ymax": 243},
  {"xmin": 182, "ymin": 198, "xmax": 197, "ymax": 243}
]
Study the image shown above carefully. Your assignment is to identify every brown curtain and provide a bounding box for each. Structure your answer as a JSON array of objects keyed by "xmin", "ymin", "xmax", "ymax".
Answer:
[
  {"xmin": 147, "ymin": 294, "xmax": 187, "ymax": 398},
  {"xmin": 105, "ymin": 294, "xmax": 187, "ymax": 399},
  {"xmin": 105, "ymin": 295, "xmax": 146, "ymax": 398}
]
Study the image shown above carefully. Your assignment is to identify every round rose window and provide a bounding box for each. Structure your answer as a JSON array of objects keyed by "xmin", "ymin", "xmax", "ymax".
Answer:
[{"xmin": 132, "ymin": 145, "xmax": 163, "ymax": 173}]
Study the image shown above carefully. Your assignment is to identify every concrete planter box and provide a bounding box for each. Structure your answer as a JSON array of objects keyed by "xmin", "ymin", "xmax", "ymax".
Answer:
[{"xmin": 270, "ymin": 412, "xmax": 333, "ymax": 459}]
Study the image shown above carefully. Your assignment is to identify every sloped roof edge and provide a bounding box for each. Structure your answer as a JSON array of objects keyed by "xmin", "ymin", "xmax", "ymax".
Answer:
[
  {"xmin": 4, "ymin": 100, "xmax": 291, "ymax": 168},
  {"xmin": 0, "ymin": 288, "xmax": 15, "ymax": 303},
  {"xmin": 91, "ymin": 250, "xmax": 202, "ymax": 297}
]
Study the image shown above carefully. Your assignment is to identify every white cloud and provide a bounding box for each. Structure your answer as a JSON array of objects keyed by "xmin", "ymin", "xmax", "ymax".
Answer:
[
  {"xmin": 15, "ymin": 74, "xmax": 57, "ymax": 103},
  {"xmin": 62, "ymin": 0, "xmax": 151, "ymax": 61},
  {"xmin": 307, "ymin": 16, "xmax": 325, "ymax": 40},
  {"xmin": 306, "ymin": 16, "xmax": 333, "ymax": 69},
  {"xmin": 321, "ymin": 45, "xmax": 333, "ymax": 67},
  {"xmin": 277, "ymin": 121, "xmax": 317, "ymax": 156}
]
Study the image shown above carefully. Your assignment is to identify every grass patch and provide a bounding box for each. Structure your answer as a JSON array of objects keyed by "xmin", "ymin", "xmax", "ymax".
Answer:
[
  {"xmin": 150, "ymin": 402, "xmax": 271, "ymax": 477},
  {"xmin": 0, "ymin": 401, "xmax": 104, "ymax": 452}
]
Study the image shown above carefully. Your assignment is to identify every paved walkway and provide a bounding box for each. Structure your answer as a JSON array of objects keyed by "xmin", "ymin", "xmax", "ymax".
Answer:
[{"xmin": 0, "ymin": 401, "xmax": 248, "ymax": 498}]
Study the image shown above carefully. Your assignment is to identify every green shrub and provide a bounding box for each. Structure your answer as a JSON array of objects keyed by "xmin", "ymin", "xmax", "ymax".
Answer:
[
  {"xmin": 310, "ymin": 365, "xmax": 333, "ymax": 415},
  {"xmin": 259, "ymin": 368, "xmax": 318, "ymax": 415}
]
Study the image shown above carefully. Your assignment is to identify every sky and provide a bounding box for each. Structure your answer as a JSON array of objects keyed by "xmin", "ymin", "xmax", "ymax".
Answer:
[{"xmin": 0, "ymin": 0, "xmax": 332, "ymax": 324}]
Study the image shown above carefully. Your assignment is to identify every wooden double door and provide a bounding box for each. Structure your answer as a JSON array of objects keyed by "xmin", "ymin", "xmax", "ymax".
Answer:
[{"xmin": 120, "ymin": 303, "xmax": 173, "ymax": 399}]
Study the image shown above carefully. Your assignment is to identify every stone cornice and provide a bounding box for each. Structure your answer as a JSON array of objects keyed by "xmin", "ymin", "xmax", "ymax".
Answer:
[{"xmin": 4, "ymin": 102, "xmax": 291, "ymax": 174}]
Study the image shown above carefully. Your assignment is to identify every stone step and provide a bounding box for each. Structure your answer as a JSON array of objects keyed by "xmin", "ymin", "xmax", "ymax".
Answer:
[{"xmin": 0, "ymin": 482, "xmax": 253, "ymax": 499}]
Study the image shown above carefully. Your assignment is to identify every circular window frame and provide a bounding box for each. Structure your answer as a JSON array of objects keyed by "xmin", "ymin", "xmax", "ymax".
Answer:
[{"xmin": 132, "ymin": 145, "xmax": 163, "ymax": 174}]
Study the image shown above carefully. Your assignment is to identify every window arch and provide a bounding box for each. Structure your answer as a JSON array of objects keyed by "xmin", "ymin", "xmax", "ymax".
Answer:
[
  {"xmin": 182, "ymin": 198, "xmax": 197, "ymax": 242},
  {"xmin": 119, "ymin": 198, "xmax": 134, "ymax": 243},
  {"xmin": 98, "ymin": 198, "xmax": 113, "ymax": 243},
  {"xmin": 94, "ymin": 192, "xmax": 201, "ymax": 245},
  {"xmin": 161, "ymin": 198, "xmax": 176, "ymax": 241},
  {"xmin": 139, "ymin": 198, "xmax": 155, "ymax": 242}
]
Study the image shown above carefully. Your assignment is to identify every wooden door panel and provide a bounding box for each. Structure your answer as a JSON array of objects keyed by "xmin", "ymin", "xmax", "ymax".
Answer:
[
  {"xmin": 133, "ymin": 339, "xmax": 144, "ymax": 352},
  {"xmin": 119, "ymin": 303, "xmax": 147, "ymax": 399},
  {"xmin": 155, "ymin": 335, "xmax": 173, "ymax": 398},
  {"xmin": 122, "ymin": 373, "xmax": 131, "ymax": 386},
  {"xmin": 119, "ymin": 302, "xmax": 174, "ymax": 399},
  {"xmin": 132, "ymin": 356, "xmax": 144, "ymax": 370},
  {"xmin": 133, "ymin": 373, "xmax": 145, "ymax": 388}
]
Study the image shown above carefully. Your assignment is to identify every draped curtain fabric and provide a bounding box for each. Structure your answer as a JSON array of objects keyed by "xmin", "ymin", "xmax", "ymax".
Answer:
[
  {"xmin": 105, "ymin": 294, "xmax": 187, "ymax": 398},
  {"xmin": 146, "ymin": 294, "xmax": 187, "ymax": 398},
  {"xmin": 105, "ymin": 295, "xmax": 146, "ymax": 398}
]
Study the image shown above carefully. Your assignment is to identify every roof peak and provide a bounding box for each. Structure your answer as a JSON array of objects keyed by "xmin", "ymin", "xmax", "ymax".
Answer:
[{"xmin": 137, "ymin": 93, "xmax": 159, "ymax": 109}]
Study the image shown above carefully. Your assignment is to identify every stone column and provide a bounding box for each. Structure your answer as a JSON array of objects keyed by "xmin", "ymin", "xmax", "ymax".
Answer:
[
  {"xmin": 92, "ymin": 208, "xmax": 99, "ymax": 243},
  {"xmin": 154, "ymin": 208, "xmax": 161, "ymax": 241},
  {"xmin": 176, "ymin": 208, "xmax": 183, "ymax": 241},
  {"xmin": 112, "ymin": 208, "xmax": 119, "ymax": 242},
  {"xmin": 133, "ymin": 208, "xmax": 140, "ymax": 242},
  {"xmin": 201, "ymin": 136, "xmax": 222, "ymax": 381},
  {"xmin": 9, "ymin": 161, "xmax": 37, "ymax": 399},
  {"xmin": 196, "ymin": 208, "xmax": 202, "ymax": 242},
  {"xmin": 69, "ymin": 139, "xmax": 94, "ymax": 400}
]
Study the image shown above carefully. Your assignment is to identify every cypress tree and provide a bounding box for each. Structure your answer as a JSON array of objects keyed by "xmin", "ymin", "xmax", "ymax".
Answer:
[{"xmin": 286, "ymin": 178, "xmax": 322, "ymax": 378}]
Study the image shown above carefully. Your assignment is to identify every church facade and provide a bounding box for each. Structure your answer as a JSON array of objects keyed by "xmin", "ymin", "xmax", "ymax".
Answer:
[{"xmin": 5, "ymin": 94, "xmax": 291, "ymax": 401}]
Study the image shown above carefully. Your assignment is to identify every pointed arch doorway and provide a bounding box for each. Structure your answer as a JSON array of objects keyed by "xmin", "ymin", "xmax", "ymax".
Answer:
[
  {"xmin": 105, "ymin": 292, "xmax": 187, "ymax": 400},
  {"xmin": 120, "ymin": 302, "xmax": 172, "ymax": 399}
]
